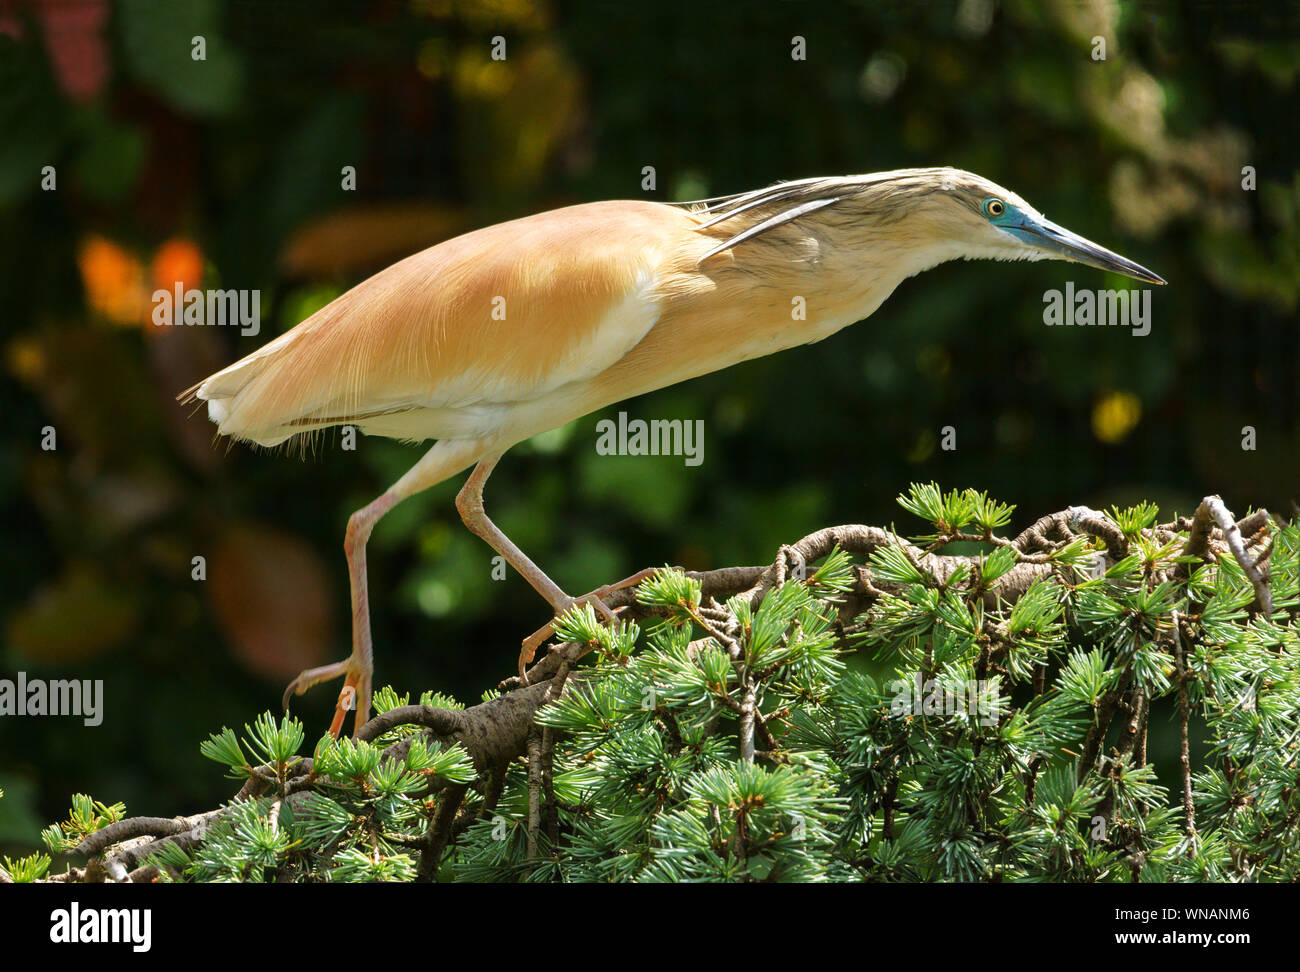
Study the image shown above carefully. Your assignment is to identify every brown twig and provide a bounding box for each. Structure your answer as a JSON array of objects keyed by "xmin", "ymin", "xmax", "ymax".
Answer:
[
  {"xmin": 526, "ymin": 727, "xmax": 543, "ymax": 860},
  {"xmin": 1205, "ymin": 497, "xmax": 1273, "ymax": 616},
  {"xmin": 1172, "ymin": 609, "xmax": 1197, "ymax": 839},
  {"xmin": 73, "ymin": 817, "xmax": 192, "ymax": 858},
  {"xmin": 738, "ymin": 686, "xmax": 757, "ymax": 763},
  {"xmin": 1079, "ymin": 672, "xmax": 1131, "ymax": 782},
  {"xmin": 417, "ymin": 784, "xmax": 467, "ymax": 882}
]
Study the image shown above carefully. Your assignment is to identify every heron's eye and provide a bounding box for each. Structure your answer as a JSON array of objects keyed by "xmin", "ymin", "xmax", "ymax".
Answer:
[{"xmin": 984, "ymin": 198, "xmax": 1006, "ymax": 218}]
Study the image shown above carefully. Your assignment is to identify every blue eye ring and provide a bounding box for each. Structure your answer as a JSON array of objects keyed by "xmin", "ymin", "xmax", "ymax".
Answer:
[{"xmin": 982, "ymin": 197, "xmax": 1007, "ymax": 218}]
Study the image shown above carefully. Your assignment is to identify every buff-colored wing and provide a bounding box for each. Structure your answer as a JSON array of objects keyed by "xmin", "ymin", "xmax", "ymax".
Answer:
[{"xmin": 187, "ymin": 200, "xmax": 695, "ymax": 446}]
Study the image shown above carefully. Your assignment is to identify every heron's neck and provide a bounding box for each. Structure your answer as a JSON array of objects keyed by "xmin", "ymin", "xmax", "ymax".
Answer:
[{"xmin": 783, "ymin": 232, "xmax": 971, "ymax": 332}]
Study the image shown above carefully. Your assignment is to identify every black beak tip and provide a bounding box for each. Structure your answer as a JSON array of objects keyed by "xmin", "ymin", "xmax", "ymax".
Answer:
[{"xmin": 1120, "ymin": 260, "xmax": 1165, "ymax": 286}]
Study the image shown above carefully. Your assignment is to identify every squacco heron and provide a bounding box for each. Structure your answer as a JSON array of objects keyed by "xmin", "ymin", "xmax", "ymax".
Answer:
[{"xmin": 184, "ymin": 167, "xmax": 1164, "ymax": 736}]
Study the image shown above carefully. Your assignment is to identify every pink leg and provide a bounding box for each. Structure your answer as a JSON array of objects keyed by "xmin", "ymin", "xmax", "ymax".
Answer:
[
  {"xmin": 283, "ymin": 439, "xmax": 482, "ymax": 737},
  {"xmin": 455, "ymin": 457, "xmax": 657, "ymax": 675},
  {"xmin": 455, "ymin": 455, "xmax": 573, "ymax": 610}
]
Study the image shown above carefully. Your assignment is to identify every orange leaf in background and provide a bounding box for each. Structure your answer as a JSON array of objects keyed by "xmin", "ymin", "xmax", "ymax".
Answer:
[
  {"xmin": 78, "ymin": 235, "xmax": 147, "ymax": 326},
  {"xmin": 150, "ymin": 238, "xmax": 205, "ymax": 328},
  {"xmin": 280, "ymin": 203, "xmax": 467, "ymax": 278},
  {"xmin": 207, "ymin": 523, "xmax": 335, "ymax": 683},
  {"xmin": 152, "ymin": 237, "xmax": 204, "ymax": 292}
]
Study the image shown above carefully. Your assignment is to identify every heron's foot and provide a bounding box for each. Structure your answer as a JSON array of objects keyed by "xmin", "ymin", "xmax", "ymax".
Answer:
[
  {"xmin": 517, "ymin": 568, "xmax": 661, "ymax": 678},
  {"xmin": 282, "ymin": 655, "xmax": 373, "ymax": 739},
  {"xmin": 518, "ymin": 597, "xmax": 617, "ymax": 678}
]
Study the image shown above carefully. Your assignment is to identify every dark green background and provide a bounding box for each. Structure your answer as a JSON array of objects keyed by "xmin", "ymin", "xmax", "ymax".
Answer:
[{"xmin": 1, "ymin": 0, "xmax": 1296, "ymax": 854}]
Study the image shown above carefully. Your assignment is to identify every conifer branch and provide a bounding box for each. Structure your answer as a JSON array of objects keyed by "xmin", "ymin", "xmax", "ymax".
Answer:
[{"xmin": 41, "ymin": 495, "xmax": 1297, "ymax": 884}]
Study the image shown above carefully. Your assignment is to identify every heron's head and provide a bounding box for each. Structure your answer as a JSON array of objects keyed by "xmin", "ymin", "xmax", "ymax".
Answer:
[
  {"xmin": 692, "ymin": 167, "xmax": 1165, "ymax": 285},
  {"xmin": 893, "ymin": 168, "xmax": 1165, "ymax": 284}
]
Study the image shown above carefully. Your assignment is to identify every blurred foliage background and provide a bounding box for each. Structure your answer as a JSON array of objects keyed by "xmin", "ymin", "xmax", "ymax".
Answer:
[{"xmin": 0, "ymin": 0, "xmax": 1297, "ymax": 854}]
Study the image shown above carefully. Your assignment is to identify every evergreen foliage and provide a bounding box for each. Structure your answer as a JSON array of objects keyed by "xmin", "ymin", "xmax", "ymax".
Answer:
[{"xmin": 24, "ymin": 486, "xmax": 1298, "ymax": 883}]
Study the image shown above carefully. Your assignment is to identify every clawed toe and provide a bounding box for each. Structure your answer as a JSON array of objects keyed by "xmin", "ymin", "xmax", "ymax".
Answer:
[
  {"xmin": 281, "ymin": 658, "xmax": 372, "ymax": 738},
  {"xmin": 517, "ymin": 578, "xmax": 650, "ymax": 678}
]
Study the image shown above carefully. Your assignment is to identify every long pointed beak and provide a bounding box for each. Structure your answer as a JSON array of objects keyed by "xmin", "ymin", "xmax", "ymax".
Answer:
[{"xmin": 1020, "ymin": 216, "xmax": 1166, "ymax": 285}]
